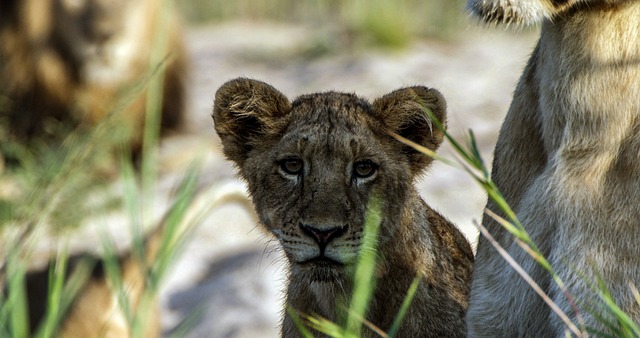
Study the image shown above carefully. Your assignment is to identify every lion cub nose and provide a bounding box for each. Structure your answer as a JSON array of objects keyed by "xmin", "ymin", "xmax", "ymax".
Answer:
[{"xmin": 300, "ymin": 224, "xmax": 347, "ymax": 247}]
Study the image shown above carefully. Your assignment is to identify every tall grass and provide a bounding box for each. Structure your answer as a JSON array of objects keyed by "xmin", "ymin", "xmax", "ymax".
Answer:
[{"xmin": 0, "ymin": 1, "xmax": 210, "ymax": 337}]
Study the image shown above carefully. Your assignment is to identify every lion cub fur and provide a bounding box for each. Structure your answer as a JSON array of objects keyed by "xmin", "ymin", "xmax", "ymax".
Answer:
[
  {"xmin": 466, "ymin": 0, "xmax": 640, "ymax": 336},
  {"xmin": 212, "ymin": 78, "xmax": 474, "ymax": 337}
]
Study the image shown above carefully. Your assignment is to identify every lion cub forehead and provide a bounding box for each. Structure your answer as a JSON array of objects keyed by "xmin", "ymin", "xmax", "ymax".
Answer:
[
  {"xmin": 276, "ymin": 92, "xmax": 383, "ymax": 157},
  {"xmin": 291, "ymin": 91, "xmax": 374, "ymax": 120},
  {"xmin": 285, "ymin": 92, "xmax": 379, "ymax": 138}
]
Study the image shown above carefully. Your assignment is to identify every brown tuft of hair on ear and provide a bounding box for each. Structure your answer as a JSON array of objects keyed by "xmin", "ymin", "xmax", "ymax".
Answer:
[
  {"xmin": 212, "ymin": 78, "xmax": 291, "ymax": 165},
  {"xmin": 372, "ymin": 86, "xmax": 447, "ymax": 174}
]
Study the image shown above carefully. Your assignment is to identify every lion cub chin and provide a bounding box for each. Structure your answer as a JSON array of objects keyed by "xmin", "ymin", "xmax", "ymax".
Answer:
[{"xmin": 212, "ymin": 78, "xmax": 474, "ymax": 338}]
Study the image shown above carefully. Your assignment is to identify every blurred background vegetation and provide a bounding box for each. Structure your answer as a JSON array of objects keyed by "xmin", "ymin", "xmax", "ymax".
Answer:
[{"xmin": 177, "ymin": 0, "xmax": 467, "ymax": 48}]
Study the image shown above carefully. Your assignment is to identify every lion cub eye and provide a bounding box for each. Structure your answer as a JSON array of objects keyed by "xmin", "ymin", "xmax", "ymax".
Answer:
[
  {"xmin": 279, "ymin": 158, "xmax": 304, "ymax": 175},
  {"xmin": 353, "ymin": 160, "xmax": 378, "ymax": 179}
]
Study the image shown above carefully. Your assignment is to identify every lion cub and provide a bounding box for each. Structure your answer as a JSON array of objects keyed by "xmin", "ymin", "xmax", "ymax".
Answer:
[{"xmin": 212, "ymin": 78, "xmax": 474, "ymax": 337}]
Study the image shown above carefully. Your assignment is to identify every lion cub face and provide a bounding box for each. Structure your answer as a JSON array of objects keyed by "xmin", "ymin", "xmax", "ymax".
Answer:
[{"xmin": 213, "ymin": 78, "xmax": 446, "ymax": 282}]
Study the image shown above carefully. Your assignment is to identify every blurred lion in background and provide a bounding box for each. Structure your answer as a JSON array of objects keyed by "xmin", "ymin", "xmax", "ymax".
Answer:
[
  {"xmin": 0, "ymin": 0, "xmax": 188, "ymax": 335},
  {"xmin": 0, "ymin": 0, "xmax": 187, "ymax": 161}
]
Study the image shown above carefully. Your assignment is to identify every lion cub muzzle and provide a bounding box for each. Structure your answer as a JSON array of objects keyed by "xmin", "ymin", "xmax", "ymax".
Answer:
[
  {"xmin": 289, "ymin": 221, "xmax": 354, "ymax": 267},
  {"xmin": 299, "ymin": 223, "xmax": 348, "ymax": 262}
]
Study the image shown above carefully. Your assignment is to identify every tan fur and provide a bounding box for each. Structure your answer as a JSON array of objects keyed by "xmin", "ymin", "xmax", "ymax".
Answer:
[
  {"xmin": 21, "ymin": 224, "xmax": 165, "ymax": 338},
  {"xmin": 467, "ymin": 0, "xmax": 640, "ymax": 336},
  {"xmin": 212, "ymin": 78, "xmax": 474, "ymax": 337},
  {"xmin": 0, "ymin": 0, "xmax": 186, "ymax": 152},
  {"xmin": 57, "ymin": 253, "xmax": 160, "ymax": 338}
]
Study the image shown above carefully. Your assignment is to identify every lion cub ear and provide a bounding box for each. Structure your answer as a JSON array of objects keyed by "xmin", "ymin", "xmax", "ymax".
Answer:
[
  {"xmin": 212, "ymin": 78, "xmax": 291, "ymax": 165},
  {"xmin": 372, "ymin": 86, "xmax": 447, "ymax": 174}
]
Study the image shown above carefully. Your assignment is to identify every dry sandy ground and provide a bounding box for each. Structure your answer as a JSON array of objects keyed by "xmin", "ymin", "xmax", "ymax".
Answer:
[{"xmin": 153, "ymin": 21, "xmax": 539, "ymax": 337}]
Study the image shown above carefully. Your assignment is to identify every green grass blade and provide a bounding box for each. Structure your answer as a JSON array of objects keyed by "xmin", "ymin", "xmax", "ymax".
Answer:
[
  {"xmin": 287, "ymin": 308, "xmax": 315, "ymax": 338},
  {"xmin": 473, "ymin": 220, "xmax": 585, "ymax": 337},
  {"xmin": 40, "ymin": 249, "xmax": 69, "ymax": 338},
  {"xmin": 594, "ymin": 275, "xmax": 640, "ymax": 336},
  {"xmin": 0, "ymin": 291, "xmax": 10, "ymax": 335},
  {"xmin": 387, "ymin": 276, "xmax": 421, "ymax": 338},
  {"xmin": 120, "ymin": 152, "xmax": 146, "ymax": 266},
  {"xmin": 466, "ymin": 129, "xmax": 488, "ymax": 177},
  {"xmin": 151, "ymin": 164, "xmax": 200, "ymax": 286},
  {"xmin": 346, "ymin": 194, "xmax": 383, "ymax": 336},
  {"xmin": 165, "ymin": 303, "xmax": 207, "ymax": 338},
  {"xmin": 33, "ymin": 255, "xmax": 95, "ymax": 338},
  {"xmin": 6, "ymin": 253, "xmax": 29, "ymax": 338},
  {"xmin": 387, "ymin": 131, "xmax": 457, "ymax": 167},
  {"xmin": 99, "ymin": 235, "xmax": 134, "ymax": 327},
  {"xmin": 141, "ymin": 0, "xmax": 175, "ymax": 199},
  {"xmin": 303, "ymin": 312, "xmax": 347, "ymax": 338},
  {"xmin": 417, "ymin": 104, "xmax": 479, "ymax": 169}
]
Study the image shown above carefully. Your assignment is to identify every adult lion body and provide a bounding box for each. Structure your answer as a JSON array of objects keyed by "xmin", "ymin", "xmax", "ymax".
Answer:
[
  {"xmin": 212, "ymin": 78, "xmax": 474, "ymax": 337},
  {"xmin": 0, "ymin": 0, "xmax": 186, "ymax": 151},
  {"xmin": 24, "ymin": 242, "xmax": 161, "ymax": 338},
  {"xmin": 9, "ymin": 221, "xmax": 167, "ymax": 338},
  {"xmin": 467, "ymin": 0, "xmax": 640, "ymax": 336}
]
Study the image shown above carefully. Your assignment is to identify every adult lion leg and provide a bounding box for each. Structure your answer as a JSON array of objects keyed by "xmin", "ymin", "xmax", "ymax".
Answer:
[{"xmin": 466, "ymin": 43, "xmax": 553, "ymax": 337}]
